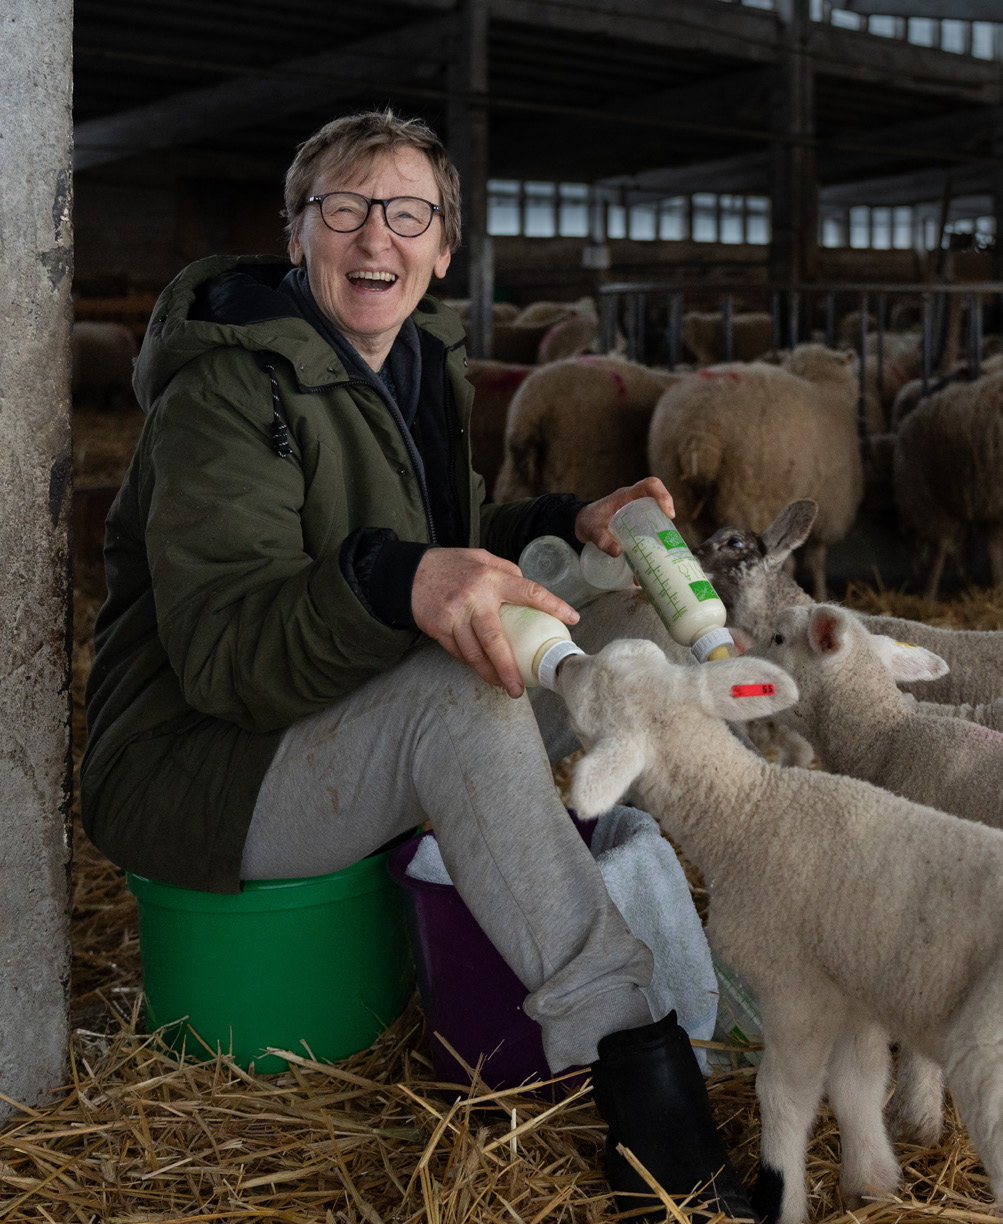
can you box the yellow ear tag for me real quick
[895,641,918,649]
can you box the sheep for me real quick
[694,500,1003,711]
[465,359,535,500]
[536,313,599,364]
[491,320,560,364]
[764,601,1003,1145]
[680,310,774,366]
[493,356,677,503]
[514,299,591,328]
[555,640,1003,1224]
[647,344,863,600]
[893,369,1003,600]
[441,298,519,326]
[765,602,1003,829]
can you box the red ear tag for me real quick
[731,683,775,697]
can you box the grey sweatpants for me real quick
[240,593,666,1070]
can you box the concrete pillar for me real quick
[0,0,73,1118]
[447,0,493,358]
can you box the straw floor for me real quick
[6,410,1000,1223]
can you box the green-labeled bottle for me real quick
[608,497,735,662]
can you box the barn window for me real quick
[658,197,688,241]
[524,182,556,237]
[558,183,589,237]
[487,180,520,236]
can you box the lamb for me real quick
[493,356,677,502]
[681,310,774,366]
[647,344,863,600]
[765,602,1003,829]
[694,499,1003,711]
[555,640,1003,1224]
[893,369,1003,599]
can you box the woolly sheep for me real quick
[556,641,1003,1224]
[465,358,535,500]
[647,344,863,600]
[441,298,519,326]
[893,369,1003,599]
[694,499,1003,711]
[765,602,1003,829]
[536,313,599,364]
[493,356,677,502]
[681,309,774,366]
[765,601,1003,1143]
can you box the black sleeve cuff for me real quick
[340,527,430,631]
[512,493,590,558]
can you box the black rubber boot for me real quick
[591,1010,759,1222]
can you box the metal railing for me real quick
[598,281,1003,412]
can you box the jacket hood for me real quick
[132,253,467,411]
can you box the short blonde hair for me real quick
[284,109,461,252]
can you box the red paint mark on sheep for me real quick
[575,355,627,396]
[966,723,1003,745]
[696,369,741,381]
[887,360,908,386]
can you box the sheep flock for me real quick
[455,294,1003,1221]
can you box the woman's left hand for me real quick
[574,477,676,555]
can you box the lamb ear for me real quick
[695,657,798,722]
[808,604,847,657]
[570,737,647,820]
[870,634,950,683]
[761,499,817,564]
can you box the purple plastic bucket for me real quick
[387,814,591,1092]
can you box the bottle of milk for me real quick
[608,498,735,663]
[497,603,584,691]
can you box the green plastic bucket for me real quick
[127,848,414,1072]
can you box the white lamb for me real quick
[555,641,1003,1224]
[647,344,863,600]
[765,602,1003,829]
[694,499,1003,715]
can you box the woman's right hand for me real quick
[411,547,579,697]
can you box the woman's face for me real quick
[289,146,451,370]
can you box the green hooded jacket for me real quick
[81,254,571,892]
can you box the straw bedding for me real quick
[4,411,999,1223]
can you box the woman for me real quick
[82,109,755,1221]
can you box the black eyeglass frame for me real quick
[305,192,443,238]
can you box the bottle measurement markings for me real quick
[624,525,686,620]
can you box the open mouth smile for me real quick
[347,270,398,292]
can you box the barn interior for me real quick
[4,2,1003,1221]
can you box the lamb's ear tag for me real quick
[731,683,775,697]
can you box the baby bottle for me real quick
[519,537,634,609]
[580,541,635,592]
[518,536,594,609]
[607,497,735,662]
[497,603,584,691]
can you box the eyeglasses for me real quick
[305,192,442,238]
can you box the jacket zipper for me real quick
[347,376,439,547]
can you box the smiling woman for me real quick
[78,107,748,1223]
[288,145,452,369]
